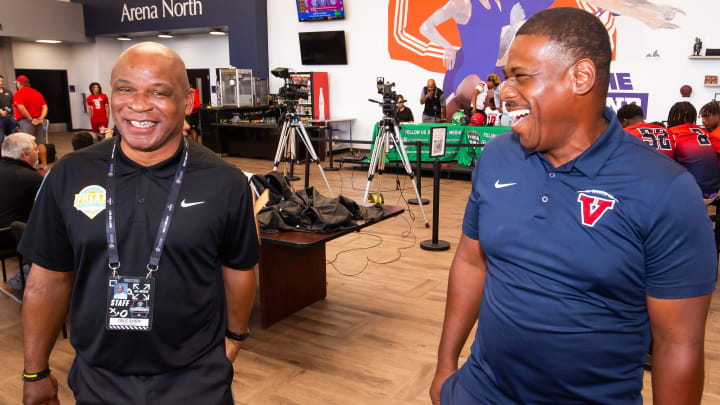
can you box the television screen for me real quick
[296,0,345,22]
[299,31,347,65]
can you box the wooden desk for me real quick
[258,205,404,328]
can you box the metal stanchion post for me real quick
[304,147,311,190]
[420,158,450,251]
[325,125,339,171]
[408,140,430,205]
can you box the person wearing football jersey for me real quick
[700,100,720,138]
[86,82,109,134]
[668,101,720,199]
[470,74,500,115]
[617,103,675,159]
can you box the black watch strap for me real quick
[23,368,51,382]
[226,328,250,341]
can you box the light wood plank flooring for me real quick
[0,133,718,404]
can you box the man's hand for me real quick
[429,366,456,404]
[23,374,59,405]
[224,337,244,364]
[31,118,42,125]
[0,109,6,117]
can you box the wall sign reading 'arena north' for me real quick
[121,0,203,22]
[74,0,268,76]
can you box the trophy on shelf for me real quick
[693,37,703,56]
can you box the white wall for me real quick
[268,0,435,143]
[612,1,720,122]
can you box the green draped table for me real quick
[369,123,510,166]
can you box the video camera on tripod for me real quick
[271,67,302,105]
[370,77,401,119]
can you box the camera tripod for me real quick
[272,109,334,198]
[363,115,429,227]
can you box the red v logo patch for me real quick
[577,193,616,227]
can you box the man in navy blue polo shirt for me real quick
[430,8,716,405]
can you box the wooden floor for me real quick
[1,133,719,404]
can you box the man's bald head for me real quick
[112,42,190,91]
[110,41,195,162]
[427,79,436,90]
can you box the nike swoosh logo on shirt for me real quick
[494,180,517,189]
[180,199,205,208]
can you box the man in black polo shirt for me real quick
[19,42,259,405]
[396,94,414,123]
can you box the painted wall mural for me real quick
[388,0,685,118]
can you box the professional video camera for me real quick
[371,77,400,118]
[271,67,302,103]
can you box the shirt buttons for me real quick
[541,195,549,203]
[548,173,556,178]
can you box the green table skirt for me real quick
[369,123,510,166]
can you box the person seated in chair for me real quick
[668,101,720,201]
[0,133,42,297]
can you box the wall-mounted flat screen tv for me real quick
[296,0,345,22]
[299,31,347,65]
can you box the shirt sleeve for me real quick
[86,96,92,106]
[13,90,23,107]
[644,171,717,298]
[462,165,482,240]
[219,171,260,270]
[18,167,75,271]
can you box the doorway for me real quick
[186,69,210,105]
[14,69,71,132]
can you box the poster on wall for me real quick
[388,0,688,120]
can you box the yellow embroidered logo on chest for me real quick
[73,185,107,219]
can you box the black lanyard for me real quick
[106,138,189,278]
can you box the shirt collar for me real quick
[522,107,621,179]
[115,136,185,178]
[1,156,36,171]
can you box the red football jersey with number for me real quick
[624,123,676,159]
[86,93,109,116]
[670,123,720,195]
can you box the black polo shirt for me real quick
[0,87,12,111]
[19,137,259,375]
[0,157,42,227]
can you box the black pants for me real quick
[68,344,234,405]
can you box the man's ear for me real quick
[184,89,194,116]
[572,59,596,96]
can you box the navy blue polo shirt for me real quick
[458,108,717,403]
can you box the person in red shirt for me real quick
[617,103,675,159]
[86,82,109,134]
[668,101,720,198]
[13,75,48,168]
[700,100,720,139]
[185,87,201,142]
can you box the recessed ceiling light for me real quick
[157,33,173,39]
[35,40,62,44]
[209,30,226,36]
[117,36,131,41]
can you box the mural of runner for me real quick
[388,0,685,117]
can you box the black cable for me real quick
[327,213,416,276]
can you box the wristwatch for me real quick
[225,328,250,341]
[23,367,51,382]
